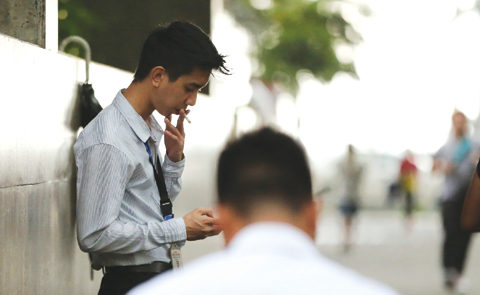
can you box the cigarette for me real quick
[185,114,191,124]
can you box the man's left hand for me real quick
[164,109,189,162]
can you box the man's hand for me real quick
[183,207,222,241]
[443,162,455,174]
[432,159,455,174]
[164,109,189,162]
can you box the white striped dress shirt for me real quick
[74,90,187,269]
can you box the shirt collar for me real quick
[113,90,163,143]
[227,222,318,259]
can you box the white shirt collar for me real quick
[227,222,318,259]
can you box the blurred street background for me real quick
[3,0,480,293]
[317,210,480,295]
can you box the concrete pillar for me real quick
[0,0,57,50]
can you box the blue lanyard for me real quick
[144,142,155,170]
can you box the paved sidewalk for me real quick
[317,210,480,295]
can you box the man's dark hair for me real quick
[217,127,313,217]
[134,21,229,82]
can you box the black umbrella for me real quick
[78,83,103,128]
[60,36,103,128]
[60,36,103,280]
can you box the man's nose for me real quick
[186,92,197,106]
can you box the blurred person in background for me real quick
[399,150,418,232]
[462,159,480,232]
[432,111,480,293]
[386,181,402,208]
[75,21,229,295]
[128,127,398,295]
[337,144,364,252]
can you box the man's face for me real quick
[154,67,211,117]
[452,113,467,137]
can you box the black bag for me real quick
[79,83,103,128]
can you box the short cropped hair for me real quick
[134,21,229,82]
[217,127,313,217]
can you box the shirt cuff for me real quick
[163,154,185,178]
[163,217,187,244]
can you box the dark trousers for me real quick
[405,191,414,216]
[441,200,472,275]
[98,272,158,295]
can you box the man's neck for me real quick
[122,82,155,122]
[219,202,318,246]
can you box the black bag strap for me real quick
[144,142,173,220]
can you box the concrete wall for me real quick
[0,0,57,50]
[0,33,133,294]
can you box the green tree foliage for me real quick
[58,0,104,58]
[224,0,369,93]
[58,0,211,75]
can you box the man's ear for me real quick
[150,66,167,87]
[216,204,245,246]
[301,199,322,240]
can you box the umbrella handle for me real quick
[59,36,91,83]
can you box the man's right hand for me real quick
[183,208,221,241]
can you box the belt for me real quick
[104,261,172,274]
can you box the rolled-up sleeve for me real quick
[76,144,187,254]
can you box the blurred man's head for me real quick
[133,21,229,83]
[347,144,356,160]
[404,150,414,162]
[216,127,319,244]
[452,111,468,139]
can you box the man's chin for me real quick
[156,109,171,118]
